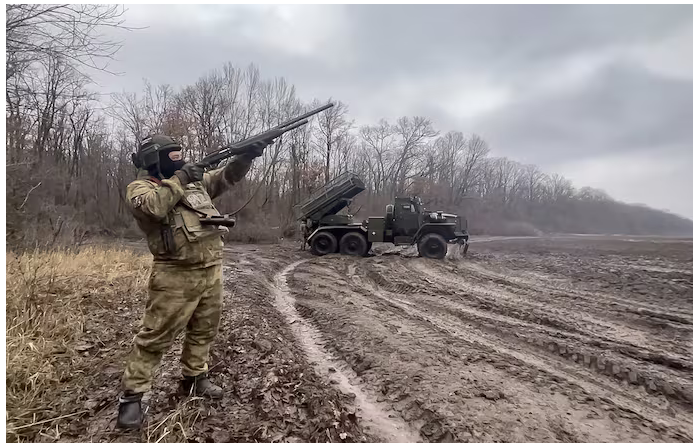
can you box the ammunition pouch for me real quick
[161,223,176,254]
[158,213,178,255]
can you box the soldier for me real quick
[117,135,270,430]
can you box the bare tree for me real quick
[240,64,261,139]
[452,134,489,204]
[219,63,244,143]
[141,80,175,135]
[6,4,127,80]
[522,164,545,203]
[360,120,396,195]
[391,116,437,196]
[110,91,145,144]
[546,173,575,202]
[313,100,352,184]
[181,72,227,160]
[577,186,612,202]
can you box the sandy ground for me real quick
[36,235,693,442]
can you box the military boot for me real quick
[179,373,223,399]
[116,391,145,430]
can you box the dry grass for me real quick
[5,246,150,442]
[144,396,207,443]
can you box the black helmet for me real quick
[131,134,182,170]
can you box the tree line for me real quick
[6,5,693,248]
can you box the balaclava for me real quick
[157,149,185,179]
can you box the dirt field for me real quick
[8,236,693,442]
[257,236,693,442]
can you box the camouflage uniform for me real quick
[122,157,252,394]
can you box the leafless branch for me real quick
[18,182,42,210]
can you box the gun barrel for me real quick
[214,119,308,158]
[277,103,334,130]
[282,119,309,132]
[198,103,333,168]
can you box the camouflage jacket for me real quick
[126,157,252,269]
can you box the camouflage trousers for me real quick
[122,263,223,393]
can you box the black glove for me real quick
[243,140,274,159]
[174,163,205,185]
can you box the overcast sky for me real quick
[94,4,693,220]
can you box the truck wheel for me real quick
[339,232,369,257]
[417,233,448,259]
[310,232,338,256]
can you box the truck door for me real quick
[394,201,419,237]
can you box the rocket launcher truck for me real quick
[295,172,469,259]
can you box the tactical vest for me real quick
[146,179,228,267]
[172,181,229,243]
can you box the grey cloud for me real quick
[342,5,693,79]
[105,5,693,95]
[471,61,693,165]
[97,10,347,95]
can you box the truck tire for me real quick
[339,232,369,257]
[417,233,448,259]
[310,231,338,256]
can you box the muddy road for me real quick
[63,236,692,443]
[229,236,693,442]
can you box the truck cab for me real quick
[392,197,424,238]
[369,196,468,257]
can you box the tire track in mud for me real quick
[409,260,693,367]
[349,261,693,440]
[405,260,693,409]
[401,282,693,407]
[271,260,421,443]
[295,262,604,442]
[491,250,693,313]
[445,258,693,328]
[460,260,693,320]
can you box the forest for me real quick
[7,5,693,249]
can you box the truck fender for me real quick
[412,223,457,243]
